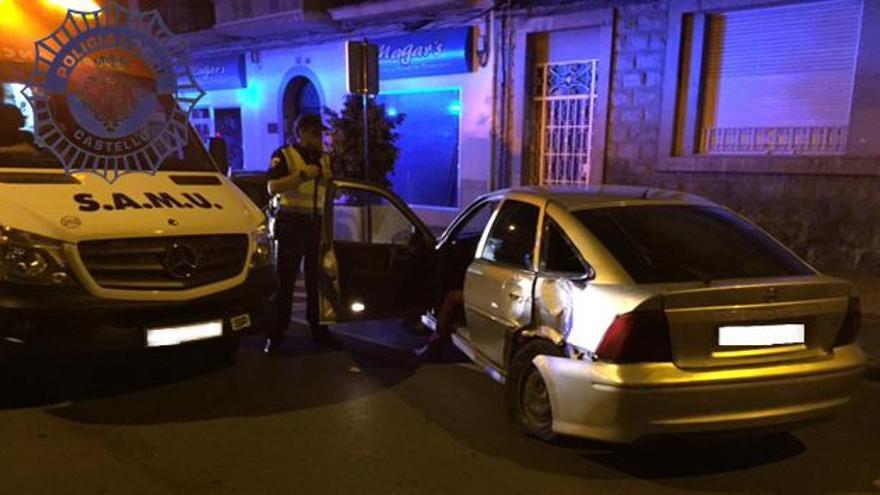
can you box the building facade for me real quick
[161,0,880,272]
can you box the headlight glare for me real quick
[0,226,72,286]
[250,223,273,269]
[8,247,49,277]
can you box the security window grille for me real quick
[532,60,598,186]
[699,0,862,156]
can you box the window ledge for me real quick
[656,155,880,176]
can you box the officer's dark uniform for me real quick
[264,117,338,353]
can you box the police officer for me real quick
[265,114,340,354]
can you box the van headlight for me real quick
[250,222,273,269]
[0,226,72,286]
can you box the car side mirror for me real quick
[554,265,595,284]
[209,136,230,176]
[571,265,596,283]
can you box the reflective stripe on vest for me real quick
[275,146,329,214]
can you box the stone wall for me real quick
[604,0,880,273]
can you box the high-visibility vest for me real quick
[274,146,331,214]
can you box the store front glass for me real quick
[377,88,461,208]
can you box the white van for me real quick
[0,5,276,363]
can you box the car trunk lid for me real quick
[660,276,852,369]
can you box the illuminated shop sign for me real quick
[188,54,247,90]
[378,27,474,80]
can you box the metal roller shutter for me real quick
[700,0,862,155]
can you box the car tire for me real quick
[504,338,563,442]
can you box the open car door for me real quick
[318,179,437,323]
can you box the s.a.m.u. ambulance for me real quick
[0,1,276,362]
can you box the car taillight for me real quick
[595,309,673,363]
[834,297,861,347]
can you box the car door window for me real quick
[480,200,539,270]
[540,218,588,275]
[324,183,432,321]
[333,187,416,245]
[451,200,499,242]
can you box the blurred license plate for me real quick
[718,324,805,347]
[147,320,223,347]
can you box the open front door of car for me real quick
[318,179,437,324]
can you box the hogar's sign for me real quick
[378,27,474,80]
[188,54,247,90]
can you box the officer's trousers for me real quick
[270,210,321,341]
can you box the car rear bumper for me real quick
[532,345,867,443]
[0,267,277,362]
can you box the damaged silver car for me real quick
[315,180,866,443]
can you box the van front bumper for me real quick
[0,267,277,361]
[533,345,867,443]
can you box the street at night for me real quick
[1,0,880,493]
[1,311,878,494]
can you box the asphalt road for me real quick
[1,321,879,495]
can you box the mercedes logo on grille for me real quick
[162,242,200,280]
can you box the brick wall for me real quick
[604,0,880,273]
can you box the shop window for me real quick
[376,88,460,208]
[214,108,244,171]
[674,0,862,157]
[191,107,214,145]
[190,107,244,171]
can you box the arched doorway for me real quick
[281,76,322,145]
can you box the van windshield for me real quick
[574,205,814,284]
[0,82,216,173]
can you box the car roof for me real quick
[492,184,714,210]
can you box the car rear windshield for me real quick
[0,82,216,172]
[573,205,814,284]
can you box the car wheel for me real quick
[504,339,563,441]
